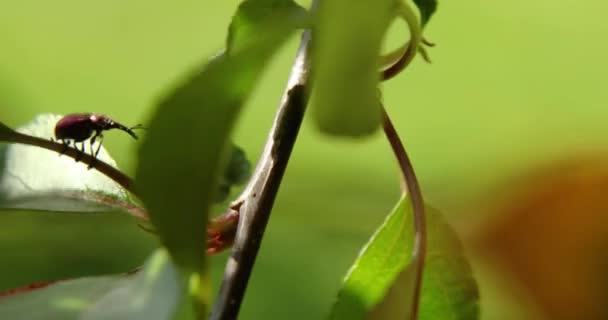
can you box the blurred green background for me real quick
[0,0,606,319]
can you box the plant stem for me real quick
[381,0,422,81]
[210,29,312,320]
[0,125,138,196]
[381,107,426,320]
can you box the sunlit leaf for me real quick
[0,114,130,213]
[311,0,393,137]
[227,0,308,53]
[330,197,413,319]
[0,249,182,320]
[418,206,479,320]
[329,196,479,320]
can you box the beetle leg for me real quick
[93,134,103,158]
[89,135,97,157]
[58,140,69,156]
[87,133,103,169]
[87,137,96,169]
[74,142,84,163]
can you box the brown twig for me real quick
[210,28,312,320]
[381,106,426,320]
[207,207,239,255]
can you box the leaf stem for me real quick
[210,29,313,320]
[381,0,423,81]
[0,123,138,196]
[381,107,426,320]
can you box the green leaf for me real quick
[311,0,394,137]
[224,145,249,186]
[0,114,130,213]
[413,0,438,27]
[418,207,479,320]
[329,196,479,320]
[135,17,298,274]
[0,249,183,320]
[216,144,250,202]
[329,197,413,319]
[227,0,309,53]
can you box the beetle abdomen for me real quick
[54,113,95,142]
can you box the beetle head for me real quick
[88,114,113,127]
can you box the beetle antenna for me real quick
[125,124,146,139]
[129,124,146,131]
[110,122,145,140]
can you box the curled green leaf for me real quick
[311,0,394,137]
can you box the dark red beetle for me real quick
[53,113,143,166]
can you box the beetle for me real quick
[53,113,144,167]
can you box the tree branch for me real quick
[210,29,312,320]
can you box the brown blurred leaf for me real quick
[475,155,608,320]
